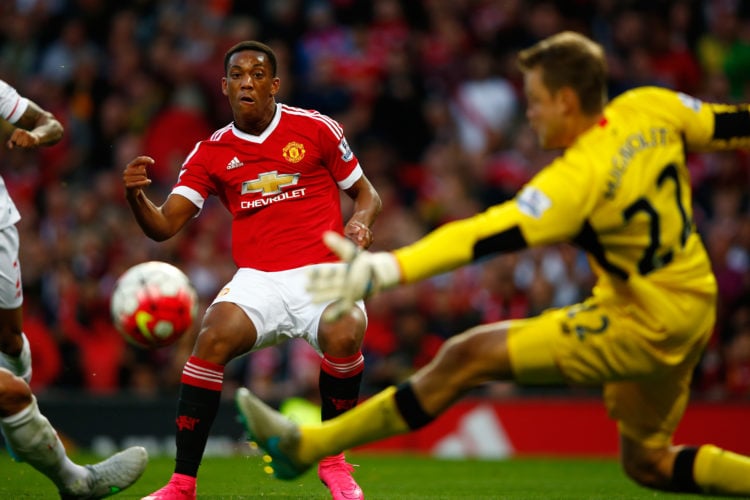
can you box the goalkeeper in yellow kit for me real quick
[236,31,750,496]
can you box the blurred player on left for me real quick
[0,78,63,383]
[1,368,149,498]
[0,79,148,497]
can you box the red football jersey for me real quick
[172,103,363,271]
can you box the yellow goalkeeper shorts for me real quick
[507,290,715,447]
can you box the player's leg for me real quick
[316,303,367,500]
[0,368,147,497]
[143,301,258,500]
[0,225,31,382]
[620,434,750,496]
[236,318,525,477]
[605,290,750,495]
[613,374,750,496]
[0,307,29,379]
[316,318,516,450]
[236,301,631,478]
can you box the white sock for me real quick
[0,396,87,489]
[0,333,32,382]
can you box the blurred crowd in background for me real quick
[2,0,750,403]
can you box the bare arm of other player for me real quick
[6,99,63,149]
[123,155,198,241]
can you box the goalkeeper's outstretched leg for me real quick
[236,324,512,479]
[237,312,750,497]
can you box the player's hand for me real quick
[6,129,41,149]
[123,156,154,192]
[344,220,373,249]
[308,231,401,322]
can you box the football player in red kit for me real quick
[123,40,381,500]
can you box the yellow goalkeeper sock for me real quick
[297,386,409,464]
[693,444,750,496]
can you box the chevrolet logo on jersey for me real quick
[242,171,300,196]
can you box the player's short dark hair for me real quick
[517,31,607,115]
[224,40,277,77]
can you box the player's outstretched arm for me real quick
[310,200,527,322]
[307,231,401,321]
[123,155,198,242]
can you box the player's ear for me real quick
[221,77,229,96]
[558,86,580,114]
[271,77,281,96]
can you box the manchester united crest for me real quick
[283,142,306,163]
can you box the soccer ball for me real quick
[110,261,198,349]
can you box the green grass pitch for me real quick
[0,451,728,499]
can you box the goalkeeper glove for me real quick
[308,231,401,321]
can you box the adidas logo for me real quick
[227,156,244,170]
[432,405,513,458]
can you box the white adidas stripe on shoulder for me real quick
[209,123,233,141]
[182,124,233,165]
[281,104,343,139]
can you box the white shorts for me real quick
[212,264,366,354]
[0,224,22,309]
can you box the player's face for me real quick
[222,50,280,128]
[523,66,567,149]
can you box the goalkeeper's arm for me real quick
[391,205,529,284]
[310,203,530,320]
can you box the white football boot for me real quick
[59,446,148,499]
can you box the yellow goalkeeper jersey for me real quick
[395,87,750,326]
